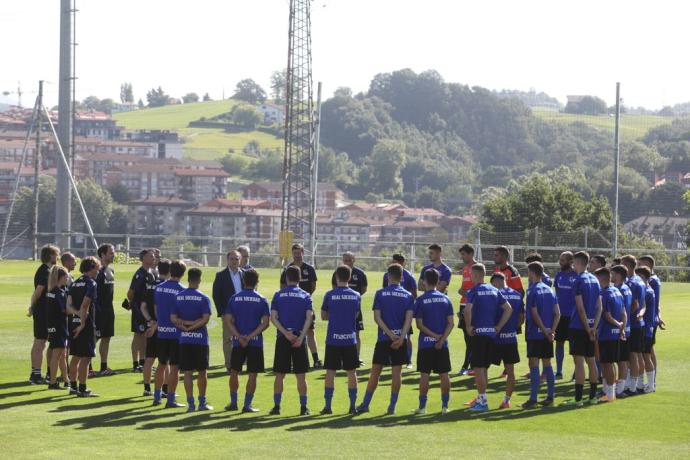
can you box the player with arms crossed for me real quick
[594,267,626,403]
[457,244,477,376]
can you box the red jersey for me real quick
[460,264,475,305]
[494,264,524,295]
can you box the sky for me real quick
[1,0,688,109]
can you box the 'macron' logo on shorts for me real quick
[475,327,495,333]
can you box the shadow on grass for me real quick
[0,392,73,411]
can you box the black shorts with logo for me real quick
[629,328,644,353]
[619,338,630,362]
[131,307,147,334]
[70,325,96,358]
[569,328,595,358]
[231,345,265,373]
[555,316,570,342]
[156,338,179,365]
[274,335,309,374]
[470,335,493,369]
[599,340,619,364]
[372,339,408,367]
[324,344,359,371]
[178,343,209,372]
[48,329,69,349]
[417,347,451,374]
[643,335,654,354]
[33,306,48,340]
[145,331,157,359]
[457,304,467,329]
[356,309,364,332]
[491,342,520,366]
[95,306,115,339]
[527,339,554,359]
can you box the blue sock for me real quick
[348,388,357,409]
[556,343,565,374]
[167,392,176,404]
[230,391,238,406]
[273,393,282,407]
[361,390,373,408]
[418,395,427,409]
[243,393,254,409]
[153,389,161,402]
[324,387,334,409]
[441,392,449,408]
[544,366,555,399]
[596,360,601,376]
[388,392,399,412]
[186,395,195,407]
[530,367,540,401]
[198,395,206,407]
[299,394,308,408]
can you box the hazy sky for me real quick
[2,0,688,109]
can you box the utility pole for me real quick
[612,82,621,257]
[309,81,323,265]
[33,81,43,260]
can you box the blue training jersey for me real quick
[155,280,185,339]
[554,270,578,318]
[227,289,270,347]
[526,282,558,340]
[414,290,454,349]
[599,286,625,341]
[649,274,661,322]
[271,286,313,338]
[643,286,656,338]
[627,275,646,329]
[372,284,414,342]
[419,263,452,291]
[174,288,212,346]
[321,287,360,346]
[614,283,632,337]
[467,284,507,337]
[570,272,600,330]
[383,269,418,296]
[494,287,524,344]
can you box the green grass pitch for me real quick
[1,260,689,459]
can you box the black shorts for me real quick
[273,335,309,374]
[356,309,364,332]
[372,339,409,367]
[156,337,179,365]
[95,306,115,338]
[652,326,658,345]
[178,343,209,372]
[48,331,69,349]
[555,316,570,342]
[527,339,554,359]
[324,344,359,371]
[491,342,520,366]
[619,338,630,362]
[33,307,48,340]
[470,335,493,369]
[599,340,619,364]
[70,326,95,358]
[231,345,265,373]
[629,328,644,353]
[417,347,451,374]
[643,335,654,354]
[145,332,157,359]
[131,308,146,333]
[569,328,595,358]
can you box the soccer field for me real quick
[1,260,689,459]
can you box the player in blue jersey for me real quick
[172,268,213,412]
[525,253,552,287]
[152,260,186,407]
[225,269,270,413]
[635,266,657,393]
[321,265,361,415]
[611,265,632,399]
[270,265,314,416]
[589,255,607,273]
[489,272,524,409]
[621,255,646,396]
[562,251,602,407]
[142,258,167,397]
[383,254,417,368]
[419,244,452,294]
[46,266,70,390]
[413,269,454,415]
[464,264,513,412]
[357,264,414,415]
[522,262,560,408]
[638,255,664,381]
[594,267,626,403]
[554,251,578,379]
[331,252,368,364]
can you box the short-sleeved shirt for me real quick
[383,269,418,295]
[460,264,475,304]
[331,266,368,295]
[46,286,68,336]
[494,287,524,344]
[570,272,600,330]
[494,264,523,295]
[280,262,317,293]
[649,274,661,318]
[419,263,452,292]
[173,288,212,345]
[615,283,633,337]
[129,267,153,310]
[321,287,360,346]
[95,265,115,312]
[372,284,415,342]
[69,274,98,328]
[227,289,270,347]
[526,282,558,340]
[626,275,646,329]
[271,286,313,338]
[599,286,625,341]
[643,286,656,338]
[155,280,185,339]
[33,264,50,310]
[467,284,507,337]
[414,290,453,349]
[555,270,578,318]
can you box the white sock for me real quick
[602,383,608,397]
[616,380,626,395]
[637,376,645,390]
[479,393,487,404]
[608,383,616,399]
[646,371,656,389]
[626,375,634,391]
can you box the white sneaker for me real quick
[441,407,449,415]
[644,385,655,394]
[414,407,426,415]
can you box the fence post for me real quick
[83,237,88,258]
[179,244,184,261]
[124,235,130,263]
[218,239,223,268]
[534,227,539,248]
[410,243,416,274]
[584,227,589,250]
[202,245,208,267]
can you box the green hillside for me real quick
[113,100,283,160]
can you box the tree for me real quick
[231,104,263,129]
[270,70,287,104]
[220,154,250,175]
[146,86,170,108]
[97,98,115,114]
[137,98,144,109]
[119,82,134,103]
[202,92,212,102]
[358,139,406,197]
[82,96,101,111]
[232,79,267,105]
[182,92,200,104]
[646,182,688,216]
[564,96,608,115]
[249,151,283,181]
[107,182,131,204]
